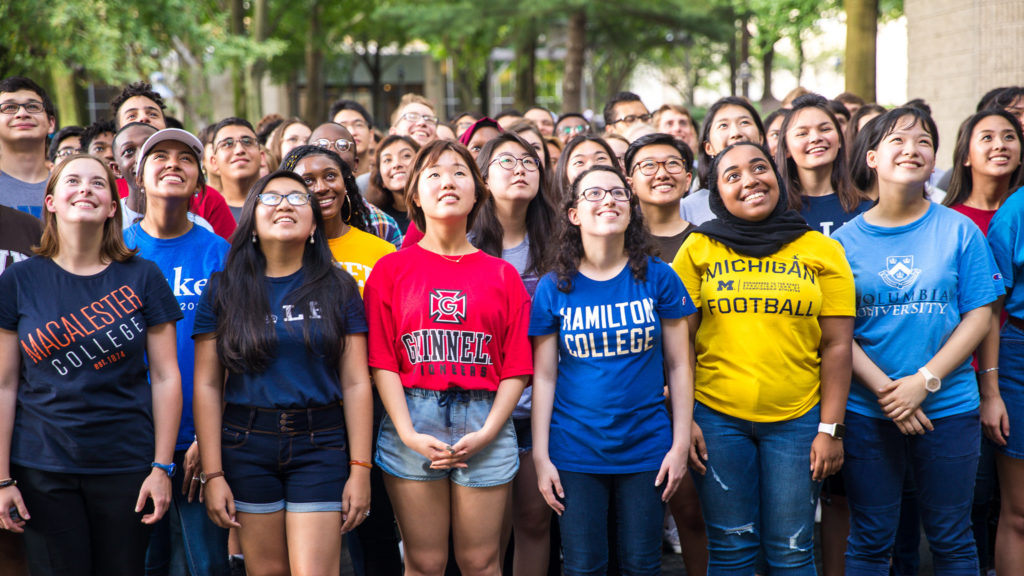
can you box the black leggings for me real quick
[13,465,152,576]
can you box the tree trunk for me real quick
[563,8,586,113]
[229,0,247,119]
[303,1,324,123]
[760,42,777,108]
[740,14,751,99]
[728,19,738,96]
[845,0,878,102]
[796,34,805,86]
[513,20,537,111]
[50,62,80,127]
[247,0,269,120]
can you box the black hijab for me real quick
[692,142,809,257]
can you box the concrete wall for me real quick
[906,0,1024,170]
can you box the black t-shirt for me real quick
[652,226,691,262]
[0,206,42,276]
[0,256,182,473]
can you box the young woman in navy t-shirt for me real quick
[192,170,373,573]
[0,154,183,574]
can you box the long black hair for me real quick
[471,132,556,276]
[213,170,359,374]
[281,145,371,233]
[943,109,1024,208]
[775,93,861,212]
[850,107,939,195]
[553,134,620,202]
[553,165,653,293]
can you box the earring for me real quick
[342,195,353,223]
[251,232,257,244]
[309,231,315,244]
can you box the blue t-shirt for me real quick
[124,223,229,450]
[987,187,1024,319]
[528,257,695,474]
[193,269,368,408]
[833,203,1003,419]
[0,256,182,473]
[799,194,873,238]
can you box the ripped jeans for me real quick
[692,402,821,576]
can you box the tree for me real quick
[844,0,878,101]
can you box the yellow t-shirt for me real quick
[672,231,854,422]
[328,227,396,295]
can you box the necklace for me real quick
[438,253,465,263]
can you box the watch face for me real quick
[925,377,941,392]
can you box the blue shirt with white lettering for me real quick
[528,257,695,474]
[124,223,228,450]
[833,203,1003,419]
[799,194,873,238]
[193,269,368,408]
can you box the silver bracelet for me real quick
[977,367,999,375]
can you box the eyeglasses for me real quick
[610,113,652,126]
[579,187,631,202]
[559,125,588,136]
[490,154,540,173]
[216,136,258,152]
[313,138,354,152]
[0,101,45,115]
[401,112,439,127]
[258,192,312,206]
[55,147,81,159]
[631,158,687,176]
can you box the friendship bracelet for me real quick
[349,460,373,470]
[977,367,999,375]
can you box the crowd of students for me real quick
[1,72,1024,576]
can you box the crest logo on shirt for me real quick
[879,255,921,289]
[430,289,466,324]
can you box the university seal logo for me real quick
[879,255,920,289]
[429,289,466,324]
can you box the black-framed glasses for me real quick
[489,154,540,173]
[314,138,354,152]
[559,124,588,136]
[610,113,652,126]
[631,158,687,176]
[401,112,439,126]
[258,192,312,206]
[216,136,258,152]
[579,187,631,202]
[0,101,45,115]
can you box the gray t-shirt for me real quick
[0,171,47,218]
[502,238,537,419]
[679,188,715,226]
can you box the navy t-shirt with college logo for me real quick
[0,256,182,474]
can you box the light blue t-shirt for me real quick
[833,203,1003,420]
[679,188,715,226]
[529,257,695,474]
[124,223,229,450]
[987,187,1024,319]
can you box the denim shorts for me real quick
[375,388,518,487]
[221,404,349,514]
[513,417,533,453]
[998,321,1024,459]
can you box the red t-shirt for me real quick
[364,245,533,391]
[116,179,237,241]
[400,221,424,250]
[950,203,997,236]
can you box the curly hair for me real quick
[280,145,371,233]
[553,165,654,293]
[110,81,166,126]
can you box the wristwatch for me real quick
[200,471,225,485]
[818,422,846,439]
[919,366,941,393]
[151,462,176,478]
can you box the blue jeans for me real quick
[557,469,664,576]
[843,409,980,576]
[691,402,821,576]
[146,449,230,576]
